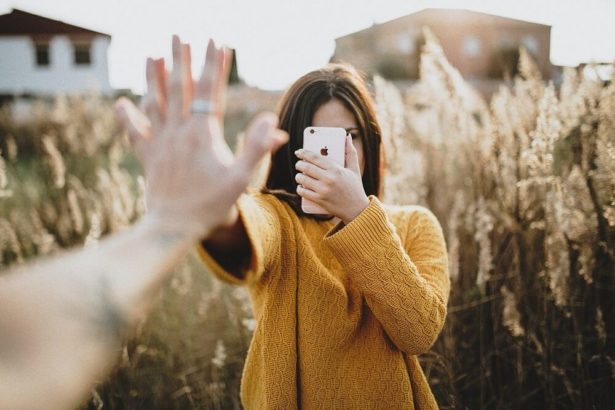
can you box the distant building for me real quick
[333,8,559,82]
[0,9,112,97]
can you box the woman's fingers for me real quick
[295,172,325,193]
[344,134,361,174]
[296,185,320,202]
[294,149,335,170]
[295,160,328,181]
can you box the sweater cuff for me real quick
[323,196,395,266]
[196,194,264,285]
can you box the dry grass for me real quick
[0,34,613,409]
[376,35,615,408]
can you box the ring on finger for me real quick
[191,99,215,115]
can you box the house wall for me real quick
[0,35,112,95]
[334,11,555,80]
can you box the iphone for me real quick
[301,126,347,214]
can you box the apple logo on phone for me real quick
[320,146,329,156]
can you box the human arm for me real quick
[0,36,285,410]
[201,213,252,277]
[124,40,279,280]
[0,215,193,410]
[323,200,450,355]
[197,193,285,285]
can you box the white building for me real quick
[0,9,112,96]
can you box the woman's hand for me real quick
[115,36,287,240]
[294,134,369,224]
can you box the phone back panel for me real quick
[301,127,346,215]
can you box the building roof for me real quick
[0,8,111,38]
[337,8,550,40]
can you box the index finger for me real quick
[294,149,336,170]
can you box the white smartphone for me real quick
[301,126,346,214]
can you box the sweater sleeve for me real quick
[323,196,450,355]
[196,193,282,286]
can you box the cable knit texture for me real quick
[197,193,450,409]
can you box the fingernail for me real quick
[294,149,302,156]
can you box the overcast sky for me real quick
[1,0,614,91]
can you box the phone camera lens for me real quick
[310,129,315,134]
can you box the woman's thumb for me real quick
[345,134,360,173]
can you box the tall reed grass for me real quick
[375,33,614,408]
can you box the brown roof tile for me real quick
[0,8,111,38]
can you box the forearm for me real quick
[0,214,193,410]
[202,206,252,276]
[324,198,450,354]
[358,261,448,355]
[196,194,284,285]
[346,244,447,354]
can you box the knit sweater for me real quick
[197,193,450,409]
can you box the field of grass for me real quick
[0,35,613,409]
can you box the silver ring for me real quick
[190,99,215,115]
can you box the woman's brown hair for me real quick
[264,63,383,217]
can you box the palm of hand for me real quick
[116,36,285,238]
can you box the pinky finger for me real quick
[296,185,320,202]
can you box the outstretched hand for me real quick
[115,36,287,239]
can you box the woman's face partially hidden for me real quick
[311,98,365,175]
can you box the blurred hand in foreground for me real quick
[116,36,287,240]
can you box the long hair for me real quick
[264,63,383,217]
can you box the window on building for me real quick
[396,34,415,54]
[463,35,481,57]
[35,43,50,66]
[74,43,92,65]
[522,35,539,55]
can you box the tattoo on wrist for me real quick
[98,277,131,341]
[72,276,131,344]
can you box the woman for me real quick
[199,62,451,409]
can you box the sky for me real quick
[1,0,614,92]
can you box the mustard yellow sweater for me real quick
[197,193,450,409]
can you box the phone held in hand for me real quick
[301,126,346,215]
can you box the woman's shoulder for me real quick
[382,202,438,222]
[382,202,444,240]
[245,190,298,223]
[250,190,291,211]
